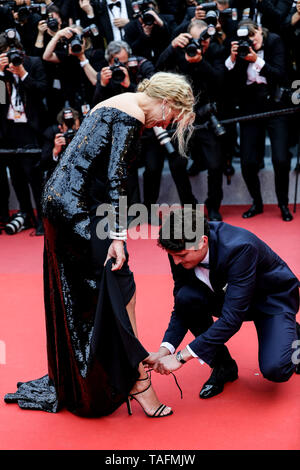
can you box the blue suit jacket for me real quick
[163,222,299,366]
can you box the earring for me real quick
[161,103,166,121]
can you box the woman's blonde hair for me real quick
[137,72,195,157]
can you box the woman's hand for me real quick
[104,240,126,271]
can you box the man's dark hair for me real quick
[158,208,210,252]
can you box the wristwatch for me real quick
[176,350,186,364]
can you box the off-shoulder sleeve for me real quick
[107,116,141,239]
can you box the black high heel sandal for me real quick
[126,369,182,418]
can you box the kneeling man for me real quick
[145,209,300,398]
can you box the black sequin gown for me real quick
[4,107,149,417]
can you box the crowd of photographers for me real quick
[0,0,300,235]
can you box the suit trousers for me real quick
[190,127,224,211]
[175,284,297,381]
[142,134,197,209]
[1,121,43,221]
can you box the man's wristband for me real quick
[176,350,186,364]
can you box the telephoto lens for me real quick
[153,127,175,154]
[4,212,26,235]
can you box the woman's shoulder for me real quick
[92,94,145,125]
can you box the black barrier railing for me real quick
[1,106,299,210]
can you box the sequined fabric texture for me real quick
[4,107,148,417]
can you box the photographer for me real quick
[9,1,43,56]
[124,1,173,63]
[282,0,300,78]
[90,40,154,103]
[0,31,47,235]
[157,19,226,221]
[41,105,81,179]
[43,24,104,114]
[225,20,293,221]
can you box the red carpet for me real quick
[0,205,299,450]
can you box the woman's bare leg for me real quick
[126,292,172,416]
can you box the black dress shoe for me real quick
[199,359,238,399]
[242,204,263,219]
[207,208,222,221]
[279,205,293,222]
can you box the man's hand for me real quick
[104,239,126,271]
[113,18,130,28]
[7,63,27,79]
[171,33,192,49]
[244,47,258,63]
[55,27,76,41]
[0,53,9,73]
[193,5,206,20]
[297,0,300,14]
[143,347,171,367]
[152,355,183,375]
[100,66,112,86]
[120,66,130,88]
[185,48,202,63]
[79,0,94,17]
[230,40,239,63]
[53,132,66,157]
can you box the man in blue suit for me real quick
[144,208,300,398]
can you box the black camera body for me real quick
[45,12,59,32]
[63,24,99,54]
[16,3,47,23]
[236,26,253,58]
[109,57,126,83]
[185,28,212,58]
[62,105,77,147]
[132,0,155,26]
[197,102,226,137]
[6,48,24,66]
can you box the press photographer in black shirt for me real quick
[225,19,293,222]
[157,19,226,221]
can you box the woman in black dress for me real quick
[5,72,195,417]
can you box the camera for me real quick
[109,57,126,83]
[6,48,24,66]
[16,3,47,23]
[62,24,99,54]
[153,127,175,155]
[236,26,253,58]
[4,212,27,235]
[45,12,59,32]
[197,103,226,137]
[62,104,76,146]
[185,28,213,58]
[132,0,155,26]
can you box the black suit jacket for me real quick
[91,0,134,43]
[162,222,299,366]
[225,31,288,108]
[0,56,47,139]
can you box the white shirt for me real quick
[225,50,267,86]
[160,250,214,364]
[107,0,129,40]
[0,70,28,122]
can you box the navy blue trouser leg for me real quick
[174,284,232,365]
[254,312,297,382]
